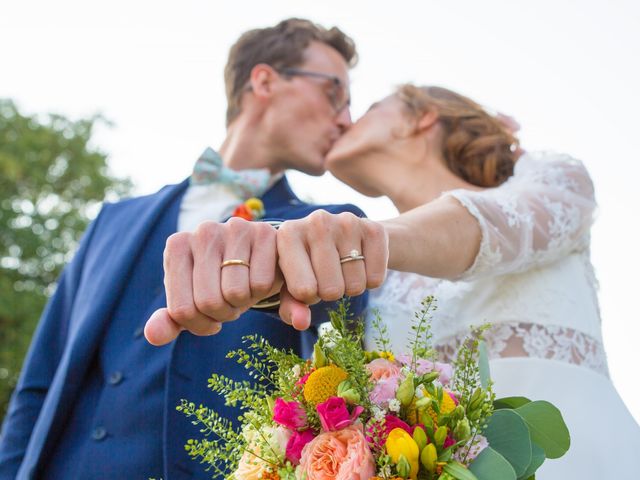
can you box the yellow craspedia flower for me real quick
[303,365,348,405]
[423,389,457,426]
[385,428,419,480]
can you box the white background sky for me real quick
[2,1,639,421]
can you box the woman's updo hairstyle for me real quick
[397,84,520,187]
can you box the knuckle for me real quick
[364,219,386,242]
[168,303,198,323]
[223,284,251,305]
[367,272,386,289]
[195,296,226,316]
[225,217,252,242]
[251,277,274,297]
[337,211,358,230]
[193,221,223,247]
[308,209,331,230]
[165,232,191,255]
[318,284,344,301]
[289,283,319,303]
[255,221,276,237]
[276,221,300,247]
[191,321,220,336]
[345,281,366,296]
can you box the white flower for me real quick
[372,406,386,422]
[388,399,401,413]
[264,425,292,458]
[292,364,301,378]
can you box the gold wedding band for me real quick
[221,259,250,269]
[339,249,365,264]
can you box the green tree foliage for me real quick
[0,99,132,419]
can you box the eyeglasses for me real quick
[279,68,350,114]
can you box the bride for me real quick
[321,84,640,477]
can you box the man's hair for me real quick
[224,18,357,126]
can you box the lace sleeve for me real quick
[445,152,596,280]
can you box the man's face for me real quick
[264,41,352,176]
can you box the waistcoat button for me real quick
[108,371,124,385]
[91,426,107,441]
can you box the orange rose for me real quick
[296,424,376,480]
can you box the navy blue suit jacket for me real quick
[0,176,367,479]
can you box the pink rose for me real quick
[273,398,307,430]
[286,429,316,465]
[366,358,401,381]
[316,396,364,432]
[369,377,400,407]
[384,415,412,435]
[297,424,376,480]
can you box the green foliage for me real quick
[451,326,495,438]
[482,410,532,477]
[468,446,517,480]
[0,99,132,418]
[370,308,392,354]
[407,296,438,372]
[176,401,245,477]
[319,301,373,410]
[180,334,309,478]
[514,401,570,459]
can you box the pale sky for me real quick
[2,0,639,420]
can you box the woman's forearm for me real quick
[381,196,482,279]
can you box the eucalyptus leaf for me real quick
[483,409,532,476]
[494,396,531,410]
[469,447,517,480]
[518,443,545,479]
[515,401,570,459]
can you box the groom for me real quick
[0,19,368,480]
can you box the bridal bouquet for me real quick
[179,298,569,480]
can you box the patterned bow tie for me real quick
[190,147,273,200]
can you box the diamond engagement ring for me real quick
[339,249,365,264]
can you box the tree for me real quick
[0,99,132,420]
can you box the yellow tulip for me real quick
[385,428,419,480]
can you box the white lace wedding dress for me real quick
[364,151,640,478]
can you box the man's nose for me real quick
[335,107,352,133]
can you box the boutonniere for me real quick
[232,197,265,221]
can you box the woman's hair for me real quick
[397,84,520,187]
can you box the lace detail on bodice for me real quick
[365,152,608,377]
[437,322,609,377]
[447,151,596,281]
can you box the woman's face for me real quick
[326,94,414,196]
